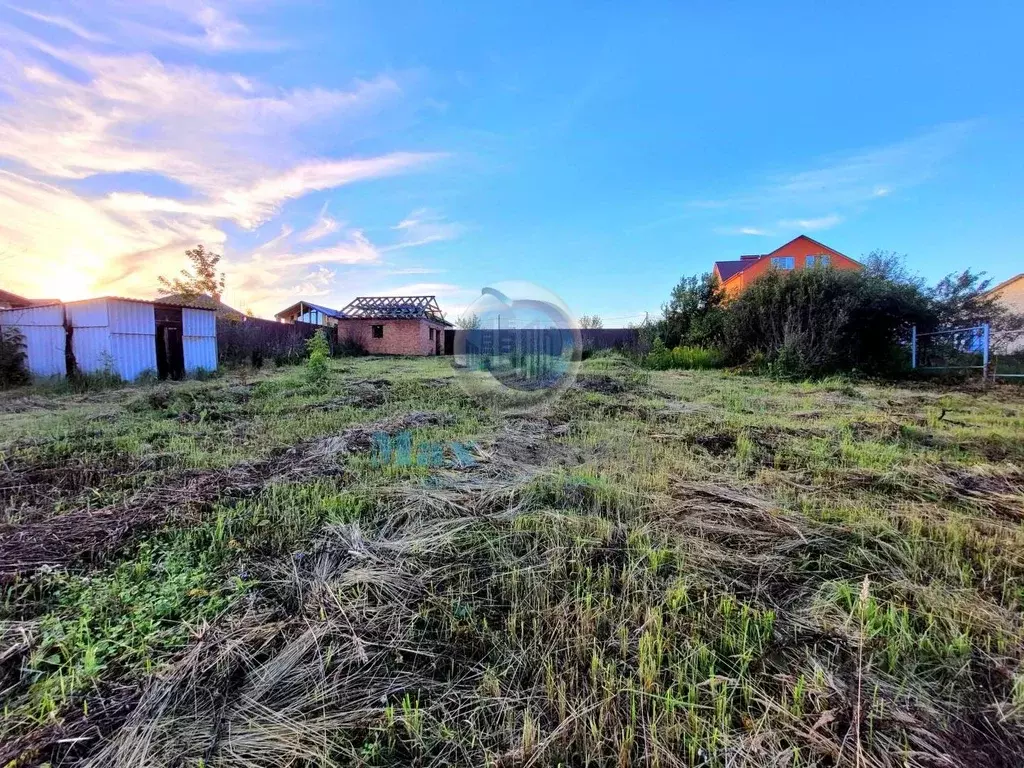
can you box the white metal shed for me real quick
[2,296,219,382]
[65,298,159,381]
[0,303,66,377]
[182,306,218,373]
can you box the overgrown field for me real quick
[1,356,1022,767]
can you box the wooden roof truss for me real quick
[339,295,445,322]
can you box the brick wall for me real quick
[337,318,446,355]
[721,237,863,299]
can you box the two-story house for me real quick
[713,235,863,299]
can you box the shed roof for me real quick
[61,295,216,311]
[0,288,60,308]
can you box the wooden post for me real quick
[911,325,917,369]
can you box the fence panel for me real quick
[216,318,334,365]
[990,327,1024,379]
[911,325,988,374]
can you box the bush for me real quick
[305,330,331,388]
[720,266,933,378]
[0,327,30,388]
[644,339,723,370]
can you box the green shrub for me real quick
[721,266,932,377]
[305,329,331,388]
[644,339,723,370]
[0,326,30,388]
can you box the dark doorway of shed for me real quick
[155,305,185,380]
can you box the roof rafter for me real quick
[339,295,446,323]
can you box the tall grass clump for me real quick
[644,339,722,370]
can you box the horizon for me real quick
[0,2,1021,323]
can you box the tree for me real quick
[455,313,481,330]
[661,272,726,348]
[158,245,226,300]
[928,269,1013,329]
[578,314,604,329]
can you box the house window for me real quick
[372,324,384,339]
[806,254,831,268]
[429,327,434,340]
[770,256,795,270]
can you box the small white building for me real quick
[0,296,218,381]
[0,303,66,377]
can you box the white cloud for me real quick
[0,41,406,203]
[274,231,380,268]
[0,170,224,301]
[299,202,341,243]
[102,152,441,228]
[0,4,452,316]
[776,214,843,232]
[8,6,111,43]
[693,122,975,234]
[383,267,448,276]
[153,2,276,51]
[387,208,463,250]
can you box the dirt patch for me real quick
[937,467,1024,520]
[692,432,737,456]
[572,374,629,395]
[313,378,391,411]
[298,410,451,461]
[0,455,142,527]
[0,411,450,579]
[490,413,575,469]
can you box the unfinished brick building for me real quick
[276,295,451,355]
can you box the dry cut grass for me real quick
[1,356,1023,767]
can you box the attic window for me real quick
[770,256,795,270]
[372,324,384,338]
[806,254,831,268]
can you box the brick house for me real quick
[275,295,451,355]
[713,235,863,299]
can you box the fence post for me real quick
[982,323,990,381]
[911,325,917,369]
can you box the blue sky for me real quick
[0,1,1021,321]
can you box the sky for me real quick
[0,1,1021,323]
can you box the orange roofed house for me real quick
[713,235,863,299]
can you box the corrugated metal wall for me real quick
[66,298,157,380]
[107,300,157,380]
[66,298,112,376]
[65,298,109,328]
[3,298,216,381]
[182,308,218,372]
[0,304,67,377]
